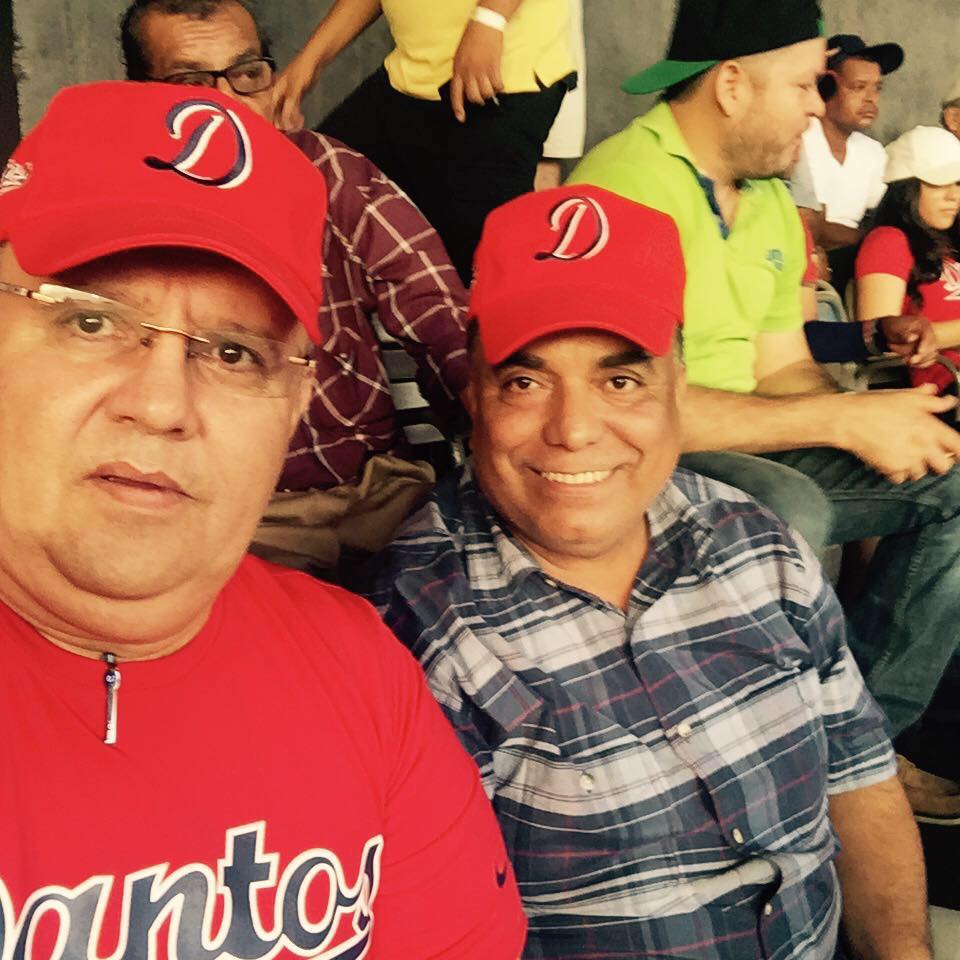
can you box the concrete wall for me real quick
[7,0,960,152]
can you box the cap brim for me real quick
[476,281,679,365]
[621,58,717,96]
[918,162,960,187]
[7,201,321,342]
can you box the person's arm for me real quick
[930,318,960,349]
[272,0,383,131]
[803,207,864,251]
[829,778,930,960]
[680,327,960,482]
[804,315,939,366]
[857,271,909,323]
[857,273,945,366]
[449,0,526,121]
[754,328,842,395]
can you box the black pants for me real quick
[320,67,569,284]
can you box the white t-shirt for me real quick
[790,118,887,228]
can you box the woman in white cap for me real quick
[856,125,960,394]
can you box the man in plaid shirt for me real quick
[364,185,929,959]
[122,0,469,571]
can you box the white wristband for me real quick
[471,6,507,31]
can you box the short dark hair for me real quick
[662,70,709,104]
[120,0,270,81]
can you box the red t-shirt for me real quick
[0,556,526,959]
[856,226,960,389]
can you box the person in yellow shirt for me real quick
[272,0,576,283]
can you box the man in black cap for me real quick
[792,34,905,283]
[571,0,960,828]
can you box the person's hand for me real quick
[450,19,505,122]
[271,49,323,132]
[878,315,939,368]
[839,384,960,483]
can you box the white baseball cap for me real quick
[884,126,960,186]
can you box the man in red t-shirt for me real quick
[0,81,525,959]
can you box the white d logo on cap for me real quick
[535,196,610,262]
[144,99,253,190]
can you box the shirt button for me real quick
[338,352,349,360]
[731,828,745,844]
[763,903,774,917]
[676,721,693,738]
[579,773,595,794]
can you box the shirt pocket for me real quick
[671,662,831,860]
[488,702,691,919]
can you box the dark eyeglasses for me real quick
[151,57,276,95]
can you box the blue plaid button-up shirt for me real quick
[364,466,897,959]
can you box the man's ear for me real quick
[287,364,313,435]
[817,71,838,102]
[461,381,478,421]
[713,60,753,119]
[674,362,687,406]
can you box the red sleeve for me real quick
[358,599,527,959]
[855,226,914,281]
[801,218,818,285]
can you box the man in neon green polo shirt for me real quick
[571,0,960,818]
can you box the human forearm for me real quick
[272,0,383,130]
[816,219,862,251]
[681,385,846,454]
[933,319,960,349]
[299,0,383,72]
[830,779,930,960]
[681,382,960,481]
[475,0,524,17]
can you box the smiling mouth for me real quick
[537,469,613,486]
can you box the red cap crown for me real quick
[470,185,685,364]
[0,82,326,341]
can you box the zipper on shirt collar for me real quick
[102,652,121,745]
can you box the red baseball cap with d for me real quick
[470,185,685,364]
[0,82,326,342]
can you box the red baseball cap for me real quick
[0,82,326,342]
[470,185,684,364]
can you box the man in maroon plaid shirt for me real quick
[121,0,470,572]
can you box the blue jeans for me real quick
[679,449,960,736]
